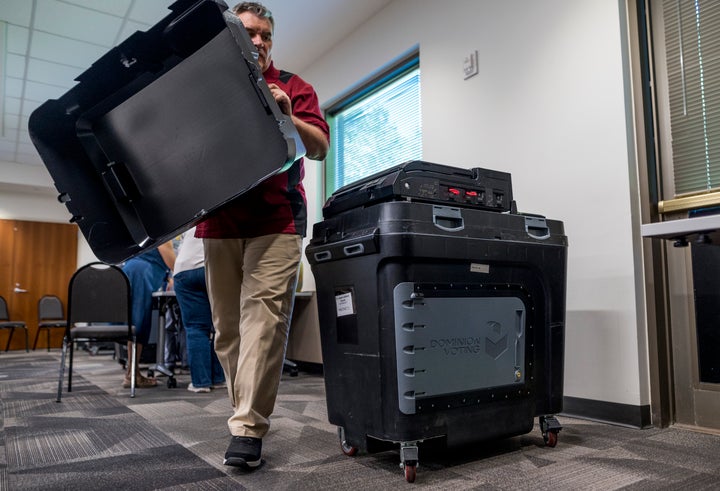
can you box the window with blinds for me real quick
[325,54,421,197]
[662,0,720,197]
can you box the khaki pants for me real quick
[203,234,301,438]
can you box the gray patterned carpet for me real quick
[1,349,720,490]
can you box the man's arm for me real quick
[291,115,329,161]
[157,241,176,270]
[268,83,329,161]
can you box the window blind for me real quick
[326,62,421,195]
[663,0,720,195]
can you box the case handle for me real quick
[525,215,550,240]
[313,250,332,262]
[432,205,464,232]
[343,243,365,256]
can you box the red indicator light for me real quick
[465,190,478,197]
[448,188,460,195]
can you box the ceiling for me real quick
[0,0,392,182]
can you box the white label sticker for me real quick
[470,263,490,274]
[335,292,355,317]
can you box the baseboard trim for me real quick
[561,396,652,428]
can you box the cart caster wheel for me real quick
[338,427,358,456]
[404,463,417,483]
[167,377,177,389]
[147,369,154,378]
[539,415,562,448]
[544,430,558,447]
[340,440,358,456]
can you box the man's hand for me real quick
[268,83,292,115]
[267,83,328,161]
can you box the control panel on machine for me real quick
[323,160,513,218]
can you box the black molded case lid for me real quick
[28,0,305,263]
[322,160,513,218]
[307,200,567,268]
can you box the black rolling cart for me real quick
[306,161,567,482]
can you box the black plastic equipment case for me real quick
[306,195,567,482]
[322,160,514,218]
[28,0,304,264]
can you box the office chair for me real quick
[33,295,67,351]
[0,295,29,352]
[57,262,137,402]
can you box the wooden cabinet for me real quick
[0,219,78,351]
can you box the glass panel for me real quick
[328,65,421,195]
[662,0,720,196]
[690,243,720,383]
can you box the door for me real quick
[0,219,78,350]
[631,0,720,430]
[661,243,720,429]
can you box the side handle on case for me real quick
[524,215,550,240]
[343,243,365,257]
[314,250,332,262]
[432,205,464,232]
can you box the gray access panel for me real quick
[394,282,526,415]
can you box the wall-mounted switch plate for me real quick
[463,50,479,80]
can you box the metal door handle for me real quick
[14,284,27,293]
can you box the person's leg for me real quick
[208,234,300,468]
[229,233,301,438]
[123,267,158,387]
[203,238,244,406]
[123,342,157,387]
[174,268,214,390]
[210,335,226,387]
[122,255,171,388]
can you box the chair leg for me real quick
[46,328,51,352]
[33,327,42,351]
[5,327,13,351]
[23,327,28,352]
[68,340,74,392]
[57,337,68,402]
[130,337,137,398]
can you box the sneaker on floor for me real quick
[211,382,227,389]
[122,374,157,388]
[223,436,262,468]
[187,383,211,393]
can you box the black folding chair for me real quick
[33,295,66,351]
[0,295,28,352]
[57,262,136,401]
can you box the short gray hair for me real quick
[232,2,274,30]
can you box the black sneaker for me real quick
[223,436,262,468]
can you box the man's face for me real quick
[238,11,273,72]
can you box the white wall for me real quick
[0,162,98,267]
[302,0,648,408]
[0,189,66,222]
